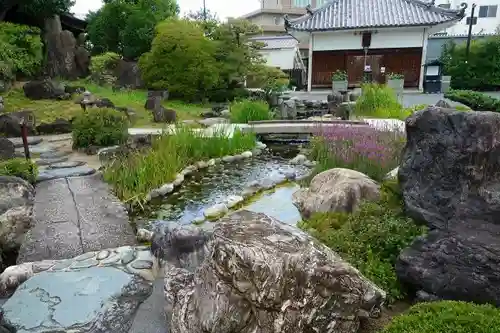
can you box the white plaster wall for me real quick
[439,0,500,34]
[259,49,296,69]
[313,29,425,51]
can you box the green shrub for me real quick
[104,125,256,204]
[332,70,347,81]
[299,183,425,302]
[230,99,272,123]
[0,158,38,183]
[0,22,43,78]
[72,108,129,148]
[90,52,121,75]
[246,64,290,93]
[444,89,500,111]
[381,301,500,333]
[139,18,219,102]
[355,83,410,120]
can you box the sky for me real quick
[71,0,261,20]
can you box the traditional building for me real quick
[284,0,467,90]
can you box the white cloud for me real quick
[71,0,261,20]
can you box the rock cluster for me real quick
[397,106,500,305]
[153,210,385,333]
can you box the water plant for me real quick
[103,125,256,205]
[310,124,405,181]
[355,83,410,120]
[230,99,273,123]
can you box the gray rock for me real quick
[18,144,55,155]
[7,136,43,148]
[197,117,228,127]
[37,166,96,182]
[36,156,69,166]
[292,168,380,219]
[434,99,452,108]
[0,110,36,137]
[48,161,85,169]
[0,137,15,160]
[1,266,152,333]
[162,210,385,333]
[397,107,500,306]
[39,150,69,160]
[0,176,35,253]
[290,154,307,165]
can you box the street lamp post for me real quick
[465,3,476,62]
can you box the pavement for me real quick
[17,173,137,263]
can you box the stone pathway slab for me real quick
[7,137,42,148]
[37,166,96,182]
[17,173,136,263]
[48,161,85,169]
[35,156,69,166]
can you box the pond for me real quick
[134,143,310,231]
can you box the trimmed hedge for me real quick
[381,301,500,333]
[444,89,500,112]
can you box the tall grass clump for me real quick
[355,83,410,120]
[230,99,272,123]
[310,124,405,181]
[103,125,256,205]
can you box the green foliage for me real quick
[86,0,179,60]
[184,7,220,37]
[72,108,129,148]
[298,183,426,303]
[139,18,219,101]
[387,73,404,80]
[0,158,38,184]
[444,89,500,111]
[15,0,74,20]
[230,99,272,123]
[0,22,43,78]
[441,36,500,90]
[89,52,121,75]
[332,70,348,81]
[103,125,256,204]
[355,83,410,120]
[246,64,290,93]
[381,301,500,333]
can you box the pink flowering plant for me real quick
[310,124,405,181]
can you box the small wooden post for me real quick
[20,119,30,160]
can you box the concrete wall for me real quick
[259,48,297,69]
[312,28,425,51]
[437,0,500,35]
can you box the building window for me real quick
[292,0,311,7]
[478,5,498,17]
[438,3,450,8]
[466,16,478,25]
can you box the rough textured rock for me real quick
[0,246,155,332]
[0,176,35,253]
[153,106,176,123]
[35,118,72,134]
[0,110,36,137]
[0,96,4,112]
[292,168,380,218]
[0,138,15,160]
[434,99,452,108]
[397,107,500,305]
[23,80,67,100]
[157,210,385,333]
[115,60,144,89]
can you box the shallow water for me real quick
[137,144,308,230]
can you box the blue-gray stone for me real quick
[18,145,56,155]
[131,260,153,270]
[39,151,69,159]
[36,156,69,166]
[1,267,153,333]
[48,161,85,169]
[71,258,99,269]
[51,260,73,270]
[97,250,110,260]
[8,137,43,148]
[37,166,96,182]
[121,249,136,265]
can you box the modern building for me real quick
[285,0,466,91]
[436,0,500,35]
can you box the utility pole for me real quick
[203,0,207,22]
[465,3,476,63]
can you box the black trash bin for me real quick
[423,60,443,94]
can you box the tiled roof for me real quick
[286,0,464,31]
[250,36,298,49]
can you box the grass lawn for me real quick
[2,80,208,128]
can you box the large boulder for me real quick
[0,176,35,254]
[292,168,380,219]
[0,110,36,137]
[0,138,15,160]
[115,60,144,89]
[36,118,72,134]
[23,80,67,100]
[155,210,385,333]
[397,106,500,305]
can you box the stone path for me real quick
[17,173,136,263]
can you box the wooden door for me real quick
[347,55,365,86]
[369,55,384,84]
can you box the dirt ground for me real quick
[359,301,411,333]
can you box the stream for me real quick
[135,144,310,230]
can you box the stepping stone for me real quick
[16,145,56,155]
[8,137,43,148]
[37,166,96,182]
[1,266,153,333]
[48,161,85,169]
[36,156,69,166]
[39,151,70,159]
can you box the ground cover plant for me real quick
[381,300,500,333]
[103,126,256,206]
[230,99,272,123]
[310,124,405,182]
[72,108,129,148]
[0,158,38,184]
[1,80,207,127]
[299,181,426,303]
[444,89,500,111]
[355,84,411,120]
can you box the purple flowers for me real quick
[311,124,405,180]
